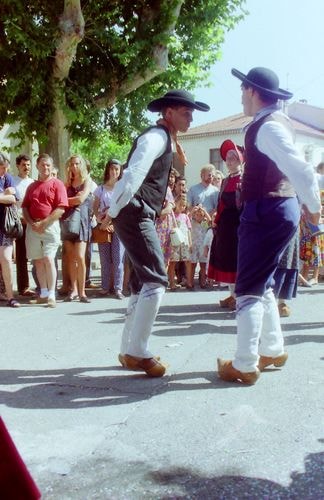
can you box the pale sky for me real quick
[193,0,324,126]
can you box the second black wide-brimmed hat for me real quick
[147,89,210,112]
[231,67,293,100]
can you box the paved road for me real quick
[1,269,323,499]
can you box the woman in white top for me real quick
[93,159,125,299]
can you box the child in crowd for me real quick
[168,195,192,291]
[187,205,211,289]
[203,225,214,269]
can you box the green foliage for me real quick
[72,132,131,184]
[0,0,246,149]
[0,1,61,144]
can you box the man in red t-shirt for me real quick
[22,154,68,307]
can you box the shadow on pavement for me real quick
[66,302,225,318]
[152,323,236,337]
[149,448,324,499]
[0,367,242,410]
[284,333,324,345]
[39,445,324,499]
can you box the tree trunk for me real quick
[46,100,71,179]
[39,0,84,178]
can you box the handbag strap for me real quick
[171,209,178,229]
[4,174,9,190]
[100,185,110,211]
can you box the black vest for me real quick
[242,113,295,202]
[125,125,172,216]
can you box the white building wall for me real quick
[181,131,324,189]
[288,102,324,130]
[181,131,244,188]
[0,123,38,177]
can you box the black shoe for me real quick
[80,296,91,303]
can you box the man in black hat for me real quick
[103,90,209,377]
[217,67,321,384]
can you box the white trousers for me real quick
[233,288,285,372]
[120,282,165,358]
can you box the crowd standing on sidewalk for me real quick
[0,76,323,384]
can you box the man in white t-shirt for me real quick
[13,154,35,296]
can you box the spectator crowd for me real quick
[0,150,323,312]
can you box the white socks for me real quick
[234,289,284,372]
[120,282,165,358]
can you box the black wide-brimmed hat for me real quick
[231,67,293,101]
[147,89,210,112]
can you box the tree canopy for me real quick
[0,0,246,172]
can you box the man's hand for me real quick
[100,214,112,230]
[4,187,16,196]
[31,220,47,234]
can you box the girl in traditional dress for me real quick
[208,139,243,310]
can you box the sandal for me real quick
[80,296,91,303]
[64,294,79,302]
[7,298,20,308]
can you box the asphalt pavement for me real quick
[0,256,323,499]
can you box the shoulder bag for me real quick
[91,223,113,244]
[170,210,185,246]
[1,204,23,239]
[91,186,114,243]
[60,206,81,241]
[1,174,23,239]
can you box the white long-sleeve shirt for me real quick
[108,127,168,218]
[250,105,321,214]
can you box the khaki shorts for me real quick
[26,221,61,260]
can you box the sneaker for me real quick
[47,298,56,308]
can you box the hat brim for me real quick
[220,139,244,162]
[147,96,210,112]
[231,68,293,101]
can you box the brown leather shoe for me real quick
[219,296,236,310]
[118,353,161,369]
[258,352,288,371]
[123,354,166,377]
[217,358,260,385]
